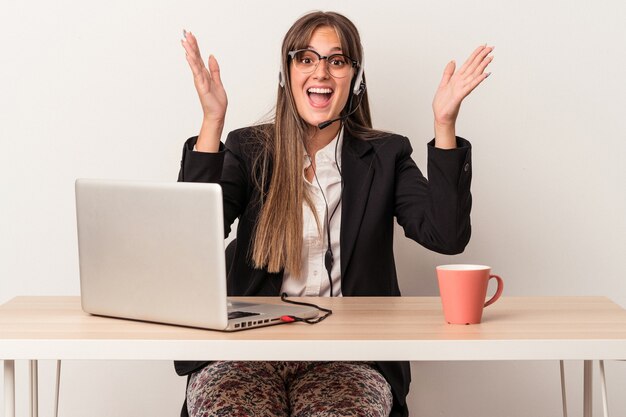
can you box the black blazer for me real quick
[175,125,472,417]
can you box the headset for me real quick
[280,48,366,131]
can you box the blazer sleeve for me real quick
[177,136,225,183]
[177,131,251,237]
[394,136,472,254]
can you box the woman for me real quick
[176,10,493,417]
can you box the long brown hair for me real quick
[251,11,381,275]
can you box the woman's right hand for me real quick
[181,30,227,151]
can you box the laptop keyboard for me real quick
[228,310,261,320]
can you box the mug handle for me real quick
[484,275,504,307]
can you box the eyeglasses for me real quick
[288,49,358,78]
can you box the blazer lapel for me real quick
[340,131,375,279]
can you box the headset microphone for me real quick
[317,81,366,130]
[318,118,341,130]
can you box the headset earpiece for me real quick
[352,47,365,95]
[353,80,366,96]
[279,52,287,88]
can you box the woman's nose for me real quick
[313,59,331,79]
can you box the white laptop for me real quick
[75,179,318,331]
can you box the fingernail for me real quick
[183,29,187,37]
[485,72,492,78]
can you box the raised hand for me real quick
[432,45,494,128]
[181,30,227,152]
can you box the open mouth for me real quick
[307,87,334,108]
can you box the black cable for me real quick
[308,151,342,297]
[279,293,333,324]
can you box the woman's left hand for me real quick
[432,45,494,127]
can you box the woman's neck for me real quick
[305,123,341,157]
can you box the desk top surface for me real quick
[2,296,626,361]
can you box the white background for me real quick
[1,0,625,416]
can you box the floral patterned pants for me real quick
[187,361,393,417]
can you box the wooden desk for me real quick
[2,296,626,416]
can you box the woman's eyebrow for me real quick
[306,45,343,52]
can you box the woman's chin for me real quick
[303,113,340,129]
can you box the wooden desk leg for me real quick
[584,360,593,417]
[29,360,38,417]
[4,360,15,417]
[54,360,61,417]
[599,361,608,417]
[560,360,568,417]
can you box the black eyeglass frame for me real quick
[287,49,359,78]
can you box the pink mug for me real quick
[436,264,504,324]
